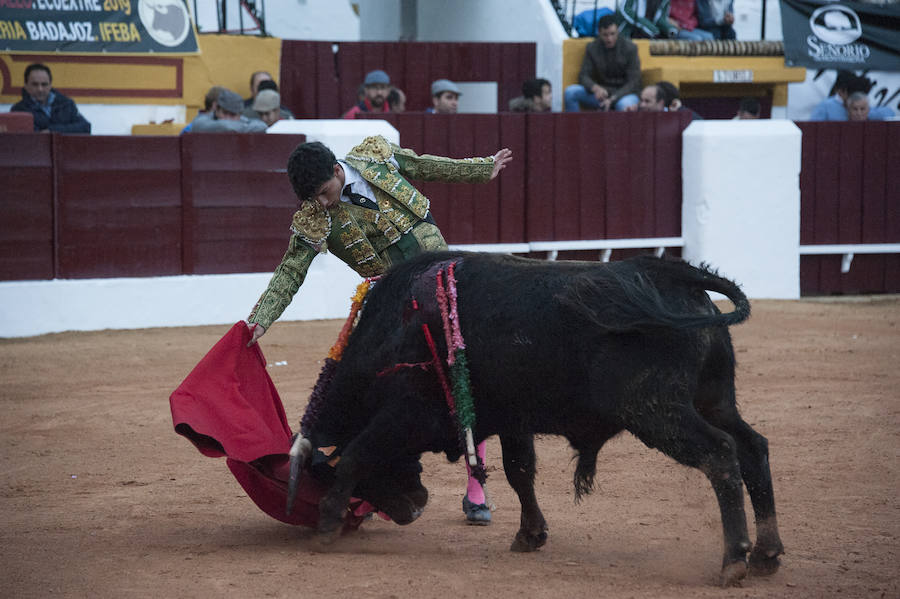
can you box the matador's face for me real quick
[312,163,345,210]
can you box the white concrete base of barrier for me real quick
[267,119,400,158]
[682,120,802,299]
[0,253,362,338]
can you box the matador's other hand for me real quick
[491,148,513,180]
[247,322,267,346]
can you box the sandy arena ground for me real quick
[2,297,898,598]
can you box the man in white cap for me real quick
[343,69,392,119]
[250,89,284,127]
[427,79,461,114]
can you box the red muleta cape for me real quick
[169,322,370,528]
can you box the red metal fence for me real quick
[279,41,536,118]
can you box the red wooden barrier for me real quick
[181,133,305,275]
[357,112,525,245]
[55,135,183,278]
[0,134,53,280]
[797,122,900,295]
[525,111,689,242]
[2,119,896,295]
[279,41,536,119]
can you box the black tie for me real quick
[343,184,378,210]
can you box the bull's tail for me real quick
[557,257,750,332]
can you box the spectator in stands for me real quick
[846,92,870,122]
[388,87,407,113]
[243,79,294,120]
[509,78,553,112]
[696,0,736,40]
[630,81,703,120]
[189,89,267,133]
[11,63,91,133]
[343,70,392,119]
[564,14,641,112]
[250,90,288,127]
[617,0,677,39]
[810,72,895,121]
[735,97,761,119]
[182,85,225,133]
[245,136,513,525]
[244,70,273,108]
[637,84,667,112]
[426,79,461,114]
[668,0,714,41]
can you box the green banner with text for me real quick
[0,0,198,54]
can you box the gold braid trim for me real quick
[290,201,331,250]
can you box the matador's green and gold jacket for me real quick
[248,135,495,329]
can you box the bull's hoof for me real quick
[720,559,748,587]
[313,525,344,549]
[510,529,548,552]
[749,545,783,576]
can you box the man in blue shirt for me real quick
[11,63,91,133]
[810,71,895,121]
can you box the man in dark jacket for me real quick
[563,15,641,112]
[11,63,91,133]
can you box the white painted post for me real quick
[682,120,802,299]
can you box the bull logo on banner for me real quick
[138,0,191,48]
[806,4,870,64]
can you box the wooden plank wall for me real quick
[54,136,183,278]
[797,122,900,295]
[2,120,897,295]
[279,41,536,118]
[0,133,305,280]
[181,134,302,274]
[0,134,54,280]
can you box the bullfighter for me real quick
[246,135,513,525]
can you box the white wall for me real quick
[191,0,360,40]
[682,120,802,299]
[0,253,363,338]
[360,0,569,112]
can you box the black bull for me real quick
[295,252,784,586]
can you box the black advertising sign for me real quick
[780,0,900,71]
[0,0,199,54]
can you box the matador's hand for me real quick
[491,148,513,180]
[246,322,267,346]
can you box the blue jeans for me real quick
[705,24,736,40]
[676,28,714,41]
[564,84,639,112]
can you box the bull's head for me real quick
[286,434,428,525]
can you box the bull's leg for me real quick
[705,414,784,576]
[695,378,784,577]
[628,406,751,587]
[499,433,548,552]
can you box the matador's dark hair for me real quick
[287,141,337,204]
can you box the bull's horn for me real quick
[286,434,312,515]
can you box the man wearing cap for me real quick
[246,135,514,525]
[243,79,295,121]
[426,79,461,114]
[343,70,392,119]
[190,89,268,133]
[247,89,285,127]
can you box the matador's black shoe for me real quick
[462,495,491,525]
